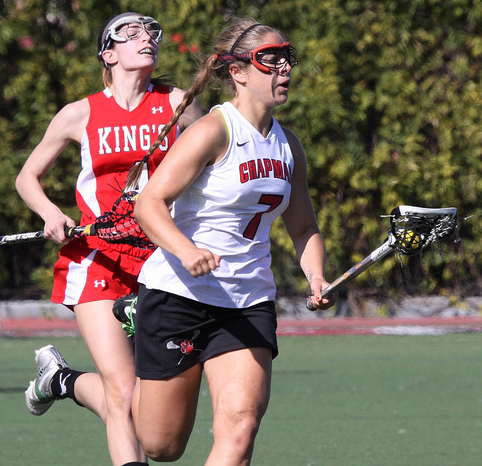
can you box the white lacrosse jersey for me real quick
[139,101,294,308]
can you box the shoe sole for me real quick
[25,380,55,416]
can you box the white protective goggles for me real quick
[98,14,163,59]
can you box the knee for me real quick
[234,413,261,446]
[137,421,189,463]
[214,411,261,451]
[105,380,136,415]
[140,437,187,462]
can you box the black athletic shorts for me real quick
[134,285,279,380]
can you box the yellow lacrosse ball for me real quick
[400,229,421,249]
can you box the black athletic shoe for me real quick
[113,293,137,337]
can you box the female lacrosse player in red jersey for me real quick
[133,17,335,464]
[15,12,202,466]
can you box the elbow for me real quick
[15,172,25,196]
[133,194,146,227]
[15,166,35,197]
[134,192,158,228]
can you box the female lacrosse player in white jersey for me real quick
[133,17,335,465]
[15,12,202,466]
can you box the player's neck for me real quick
[230,98,273,138]
[109,73,151,111]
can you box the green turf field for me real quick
[2,333,482,465]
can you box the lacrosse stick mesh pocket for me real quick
[95,191,155,250]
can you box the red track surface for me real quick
[277,315,482,335]
[2,315,482,337]
[0,318,79,337]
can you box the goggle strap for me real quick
[214,53,252,66]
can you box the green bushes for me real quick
[1,0,481,300]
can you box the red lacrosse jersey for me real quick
[76,84,178,256]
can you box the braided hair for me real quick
[125,17,280,190]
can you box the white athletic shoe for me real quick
[25,345,69,416]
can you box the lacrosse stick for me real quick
[306,205,459,310]
[0,191,155,249]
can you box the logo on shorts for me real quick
[167,329,202,365]
[93,279,106,288]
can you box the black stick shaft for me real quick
[0,225,96,245]
[0,231,46,244]
[306,240,394,310]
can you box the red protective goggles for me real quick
[215,42,298,73]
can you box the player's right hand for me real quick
[181,248,222,277]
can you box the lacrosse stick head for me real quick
[94,191,155,249]
[389,205,458,255]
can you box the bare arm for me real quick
[168,86,204,131]
[135,110,227,277]
[281,127,335,310]
[15,99,89,243]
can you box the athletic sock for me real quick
[49,368,85,405]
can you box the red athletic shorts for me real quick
[51,237,147,309]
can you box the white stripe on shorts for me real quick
[63,249,97,305]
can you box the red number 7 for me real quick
[243,194,284,240]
